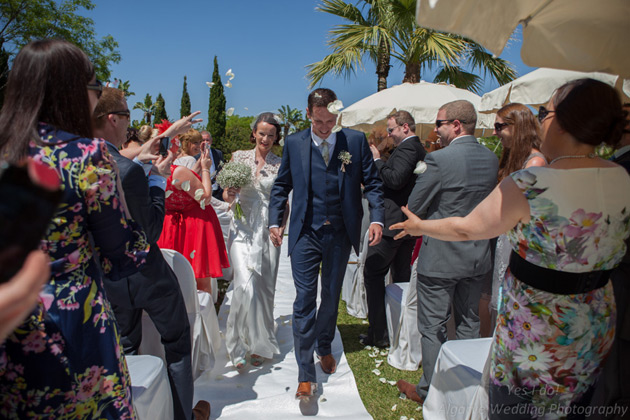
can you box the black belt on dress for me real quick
[508,251,611,295]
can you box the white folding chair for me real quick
[385,258,422,370]
[139,249,222,380]
[127,354,174,420]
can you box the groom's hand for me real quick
[367,223,383,246]
[270,227,283,247]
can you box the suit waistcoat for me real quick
[304,141,343,230]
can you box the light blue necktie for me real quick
[321,140,330,166]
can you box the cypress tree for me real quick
[208,56,226,146]
[180,76,191,117]
[153,93,168,123]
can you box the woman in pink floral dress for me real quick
[391,79,630,417]
[0,40,149,419]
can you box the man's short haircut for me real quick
[93,87,126,130]
[388,110,416,133]
[308,88,337,112]
[200,130,212,139]
[439,100,477,134]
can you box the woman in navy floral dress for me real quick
[0,40,149,419]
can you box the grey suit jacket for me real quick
[407,135,498,278]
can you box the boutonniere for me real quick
[414,160,427,174]
[338,150,352,172]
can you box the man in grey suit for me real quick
[396,100,498,403]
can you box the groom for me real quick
[269,88,384,399]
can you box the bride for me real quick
[224,112,288,369]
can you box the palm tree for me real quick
[277,105,304,139]
[307,0,516,93]
[133,93,155,125]
[117,80,135,99]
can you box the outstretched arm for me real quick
[391,177,530,241]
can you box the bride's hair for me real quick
[250,112,282,144]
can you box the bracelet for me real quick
[202,169,211,174]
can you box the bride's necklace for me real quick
[550,153,596,165]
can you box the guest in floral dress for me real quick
[0,39,149,419]
[391,78,630,417]
[223,112,285,369]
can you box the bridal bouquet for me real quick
[216,161,252,221]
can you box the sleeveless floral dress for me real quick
[490,166,630,416]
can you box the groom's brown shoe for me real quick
[396,380,424,404]
[295,381,313,400]
[192,400,211,420]
[318,354,337,374]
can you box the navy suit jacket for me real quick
[269,128,384,256]
[104,144,179,307]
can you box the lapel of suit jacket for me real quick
[300,129,312,187]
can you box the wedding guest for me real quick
[223,112,284,369]
[157,129,229,293]
[93,87,210,420]
[119,127,143,159]
[488,104,546,331]
[391,79,630,416]
[174,128,203,171]
[396,100,498,404]
[591,102,630,417]
[0,39,149,418]
[361,110,426,348]
[199,131,224,201]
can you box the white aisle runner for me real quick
[193,240,373,419]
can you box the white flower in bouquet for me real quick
[216,161,252,221]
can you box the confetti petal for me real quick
[391,404,397,411]
[199,199,206,210]
[388,380,396,386]
[227,107,235,116]
[331,124,342,133]
[225,80,232,88]
[400,416,409,420]
[399,393,407,400]
[361,320,369,325]
[226,68,235,80]
[206,81,215,88]
[190,250,195,259]
[380,350,388,356]
[375,360,383,367]
[364,345,372,350]
[172,178,179,185]
[244,107,249,110]
[165,190,173,198]
[327,99,344,114]
[414,161,427,174]
[372,369,381,376]
[194,189,204,201]
[181,180,191,191]
[319,396,327,402]
[379,377,387,384]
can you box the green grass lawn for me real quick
[337,299,425,420]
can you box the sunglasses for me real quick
[387,125,401,134]
[435,119,458,128]
[494,122,509,132]
[87,79,103,99]
[109,110,130,118]
[538,106,555,123]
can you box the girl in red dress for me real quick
[158,129,229,292]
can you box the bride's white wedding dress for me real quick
[225,149,282,364]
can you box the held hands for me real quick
[368,223,383,246]
[390,206,423,240]
[269,226,283,248]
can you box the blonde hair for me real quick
[179,129,202,155]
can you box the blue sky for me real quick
[84,0,535,124]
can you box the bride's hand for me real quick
[390,206,424,240]
[224,187,240,204]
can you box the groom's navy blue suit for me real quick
[269,127,384,382]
